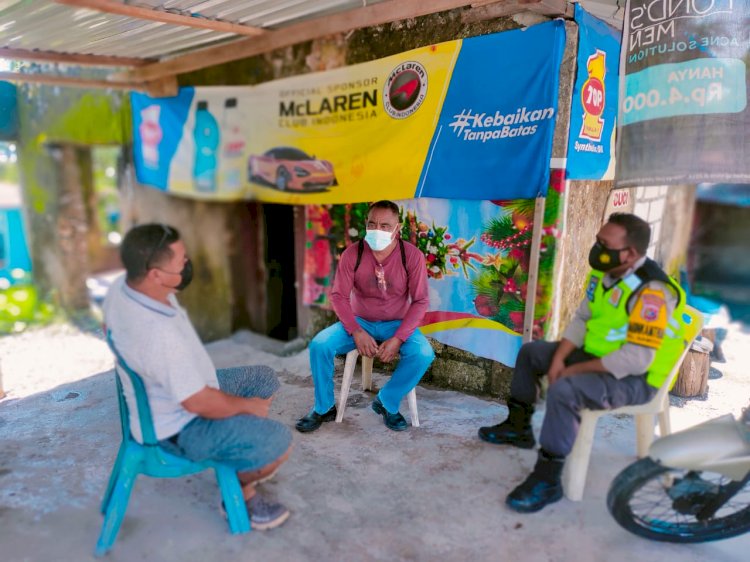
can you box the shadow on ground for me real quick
[1,332,748,562]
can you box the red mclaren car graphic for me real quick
[247,146,337,192]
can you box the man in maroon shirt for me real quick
[296,200,434,432]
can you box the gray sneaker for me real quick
[247,493,290,530]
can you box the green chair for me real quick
[96,333,250,556]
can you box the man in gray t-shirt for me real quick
[104,224,292,531]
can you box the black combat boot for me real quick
[477,397,536,449]
[505,449,564,513]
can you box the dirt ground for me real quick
[0,321,749,562]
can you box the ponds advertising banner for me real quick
[566,4,620,181]
[303,180,565,367]
[616,0,750,186]
[131,21,565,204]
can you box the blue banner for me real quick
[131,88,195,192]
[0,207,32,285]
[566,4,620,180]
[417,21,565,199]
[0,82,18,141]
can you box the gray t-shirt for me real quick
[103,275,219,442]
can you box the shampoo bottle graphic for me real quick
[193,101,220,192]
[139,105,162,169]
[219,97,245,193]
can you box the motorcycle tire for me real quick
[607,457,750,543]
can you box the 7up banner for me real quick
[567,4,620,180]
[616,0,750,186]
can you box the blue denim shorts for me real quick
[160,366,292,472]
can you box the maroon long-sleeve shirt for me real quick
[330,240,429,342]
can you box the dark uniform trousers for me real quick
[511,341,657,458]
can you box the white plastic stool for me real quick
[335,349,419,427]
[562,307,703,501]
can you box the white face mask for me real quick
[364,228,394,252]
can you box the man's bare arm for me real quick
[182,387,271,419]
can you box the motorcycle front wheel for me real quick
[607,457,750,543]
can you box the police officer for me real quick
[478,213,686,513]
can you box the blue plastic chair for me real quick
[96,333,250,556]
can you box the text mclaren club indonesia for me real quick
[448,106,555,142]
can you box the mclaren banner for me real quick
[131,21,565,204]
[617,0,750,186]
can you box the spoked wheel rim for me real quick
[626,468,750,539]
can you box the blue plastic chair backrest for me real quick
[106,331,159,446]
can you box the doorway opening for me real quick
[264,204,298,341]
[88,146,123,273]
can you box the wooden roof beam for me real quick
[0,71,146,91]
[53,0,267,37]
[116,0,505,83]
[0,47,152,67]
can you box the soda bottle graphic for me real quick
[219,98,245,193]
[193,101,220,192]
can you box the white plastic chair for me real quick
[562,306,703,501]
[335,349,419,427]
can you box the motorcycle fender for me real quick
[649,414,750,481]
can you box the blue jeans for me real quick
[159,366,292,472]
[309,319,435,415]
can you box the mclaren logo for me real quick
[383,61,428,119]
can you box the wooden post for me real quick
[144,77,179,98]
[522,196,546,343]
[53,144,92,311]
[79,149,104,272]
[671,349,710,398]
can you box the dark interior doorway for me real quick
[264,204,298,341]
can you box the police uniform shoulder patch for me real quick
[626,288,667,348]
[640,291,665,321]
[586,274,599,301]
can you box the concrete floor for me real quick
[0,326,749,562]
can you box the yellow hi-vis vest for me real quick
[582,259,687,389]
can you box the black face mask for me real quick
[174,259,193,291]
[588,242,627,272]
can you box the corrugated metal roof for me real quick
[0,0,389,61]
[0,0,589,86]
